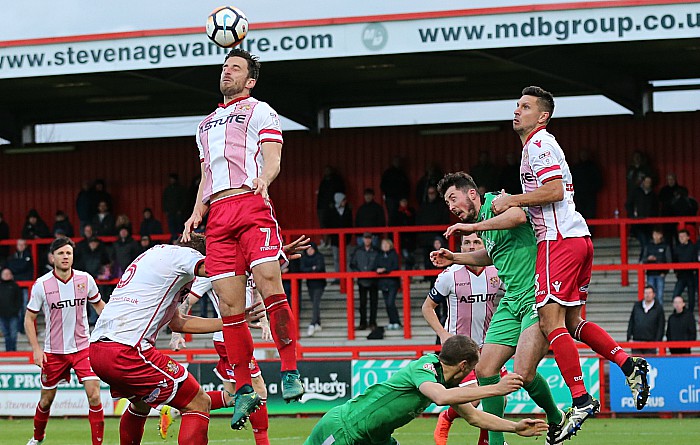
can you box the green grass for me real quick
[3,416,699,445]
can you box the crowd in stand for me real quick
[0,152,698,350]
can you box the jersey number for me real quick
[259,227,271,246]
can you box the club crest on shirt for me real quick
[236,104,251,112]
[490,276,500,287]
[77,283,86,292]
[422,363,437,376]
[165,360,180,375]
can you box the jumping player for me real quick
[491,86,650,441]
[304,335,548,445]
[89,234,262,445]
[430,172,564,445]
[422,233,503,445]
[166,275,272,445]
[24,237,105,445]
[182,47,303,429]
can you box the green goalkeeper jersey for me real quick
[477,192,537,297]
[339,354,445,444]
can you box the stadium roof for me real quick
[1,1,699,145]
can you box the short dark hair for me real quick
[439,335,479,368]
[364,188,375,195]
[225,48,261,80]
[679,229,690,236]
[522,86,555,123]
[176,232,206,256]
[49,237,75,254]
[437,172,478,197]
[644,285,655,293]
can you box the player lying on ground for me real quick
[430,172,564,445]
[305,335,548,445]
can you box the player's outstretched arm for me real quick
[419,373,523,406]
[453,403,547,436]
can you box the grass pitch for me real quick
[3,416,699,444]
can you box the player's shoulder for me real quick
[442,264,463,276]
[33,271,54,284]
[412,354,441,376]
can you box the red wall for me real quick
[1,111,698,238]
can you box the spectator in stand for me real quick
[658,173,687,245]
[0,268,22,351]
[74,224,94,267]
[138,207,163,237]
[627,176,658,250]
[21,209,51,240]
[415,162,443,205]
[395,198,416,269]
[162,173,188,241]
[114,214,133,235]
[350,233,379,330]
[626,150,654,196]
[91,201,116,236]
[355,188,386,247]
[0,212,9,261]
[375,238,401,330]
[52,210,75,238]
[666,296,697,354]
[327,192,353,274]
[316,166,346,246]
[381,157,410,226]
[627,285,665,355]
[300,242,326,337]
[7,238,33,334]
[416,185,451,268]
[92,179,113,214]
[137,235,154,255]
[673,229,699,313]
[498,151,522,195]
[76,180,97,235]
[75,236,110,326]
[112,226,139,276]
[641,228,672,306]
[470,150,499,195]
[570,150,603,221]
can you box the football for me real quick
[206,6,249,48]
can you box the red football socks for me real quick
[32,403,50,442]
[264,294,299,371]
[179,411,209,445]
[119,405,148,445]
[222,313,254,390]
[207,391,227,411]
[575,320,630,368]
[88,403,105,445]
[250,399,270,445]
[548,327,587,399]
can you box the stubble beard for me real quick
[220,81,244,99]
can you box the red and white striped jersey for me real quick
[189,275,256,343]
[520,127,589,243]
[196,96,283,203]
[90,244,204,350]
[27,270,101,354]
[428,265,501,346]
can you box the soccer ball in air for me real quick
[206,6,249,48]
